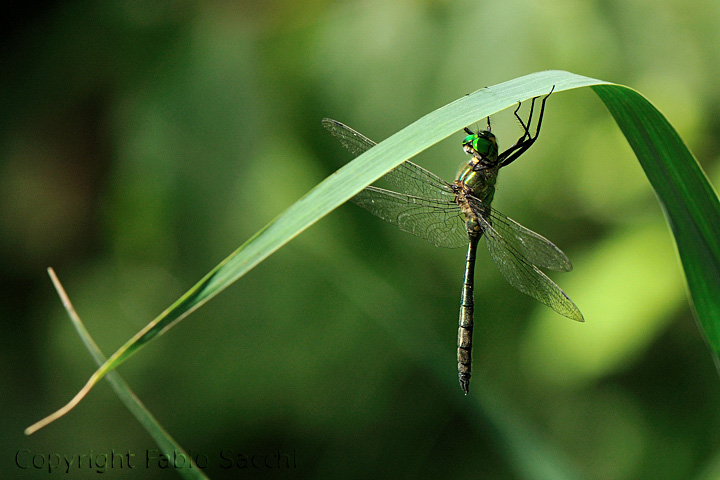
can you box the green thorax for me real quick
[456,129,501,206]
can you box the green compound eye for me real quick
[474,135,496,156]
[463,131,497,157]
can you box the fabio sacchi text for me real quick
[15,448,298,473]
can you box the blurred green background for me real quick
[3,1,720,479]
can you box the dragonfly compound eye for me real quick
[467,132,498,158]
[462,134,476,148]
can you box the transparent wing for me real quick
[322,118,377,156]
[486,209,572,272]
[353,187,467,248]
[474,207,583,321]
[325,118,466,248]
[381,161,458,201]
[323,118,458,199]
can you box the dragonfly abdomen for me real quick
[457,319,473,395]
[457,228,481,395]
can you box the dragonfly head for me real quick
[462,128,499,165]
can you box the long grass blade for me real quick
[43,268,209,480]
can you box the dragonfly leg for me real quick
[497,86,555,167]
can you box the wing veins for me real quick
[477,215,583,321]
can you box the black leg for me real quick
[513,99,532,141]
[498,86,555,167]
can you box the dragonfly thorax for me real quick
[457,128,502,207]
[455,159,500,208]
[453,177,495,229]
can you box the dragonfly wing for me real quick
[478,215,583,321]
[486,208,573,272]
[353,186,467,248]
[322,118,376,156]
[323,118,458,200]
[381,161,458,201]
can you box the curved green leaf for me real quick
[591,84,720,351]
[26,70,720,435]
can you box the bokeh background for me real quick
[3,1,720,479]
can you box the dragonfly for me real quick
[322,90,583,395]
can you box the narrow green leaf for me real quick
[43,269,210,480]
[26,70,720,434]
